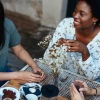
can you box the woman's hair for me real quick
[79,0,100,25]
[0,1,5,49]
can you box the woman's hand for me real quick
[70,83,85,100]
[74,80,95,95]
[63,39,90,61]
[56,38,67,46]
[32,66,45,81]
[63,40,88,54]
[14,71,44,84]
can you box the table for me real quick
[2,60,100,100]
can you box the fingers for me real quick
[25,75,42,83]
[62,40,77,52]
[56,38,67,46]
[71,83,79,93]
[70,84,75,99]
[70,86,74,99]
[75,80,88,87]
[41,71,46,80]
[79,88,88,92]
[33,68,45,80]
[74,80,88,92]
[29,70,45,82]
[19,71,43,83]
[70,83,79,100]
[80,92,84,98]
[59,38,67,43]
[67,46,77,52]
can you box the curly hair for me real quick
[0,1,5,50]
[79,0,100,25]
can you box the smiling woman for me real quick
[43,0,100,81]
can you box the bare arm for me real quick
[0,72,16,81]
[74,80,100,96]
[11,44,37,69]
[0,71,43,83]
[11,44,45,80]
[81,47,90,61]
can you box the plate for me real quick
[0,87,20,100]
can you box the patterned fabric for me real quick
[43,18,100,80]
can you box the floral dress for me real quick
[43,18,100,80]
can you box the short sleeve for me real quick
[4,18,21,47]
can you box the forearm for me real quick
[0,72,17,81]
[82,48,90,61]
[13,45,37,68]
[90,87,100,96]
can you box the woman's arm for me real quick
[0,71,43,83]
[74,80,100,96]
[0,72,16,81]
[11,44,37,68]
[11,44,45,80]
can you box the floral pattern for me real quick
[43,18,100,80]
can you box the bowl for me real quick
[19,83,42,100]
[0,87,20,100]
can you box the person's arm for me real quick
[74,80,100,96]
[11,44,45,80]
[12,44,37,68]
[0,71,43,83]
[83,86,100,96]
[0,72,16,81]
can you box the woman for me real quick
[0,1,45,86]
[43,0,100,80]
[70,80,100,100]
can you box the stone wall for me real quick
[2,0,42,21]
[1,0,68,28]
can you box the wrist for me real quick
[82,49,90,55]
[31,65,38,69]
[12,72,19,80]
[91,88,97,95]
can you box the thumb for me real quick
[79,88,87,92]
[80,91,84,98]
[33,68,37,73]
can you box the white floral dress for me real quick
[43,18,100,80]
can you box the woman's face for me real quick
[73,1,95,29]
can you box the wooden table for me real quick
[2,60,100,100]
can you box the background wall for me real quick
[2,0,42,21]
[2,0,68,28]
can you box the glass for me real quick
[59,70,68,82]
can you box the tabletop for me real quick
[2,60,100,100]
